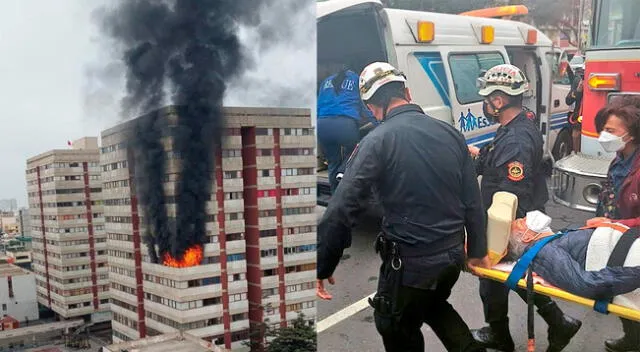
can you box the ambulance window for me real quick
[448,52,505,105]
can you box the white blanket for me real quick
[585,226,640,311]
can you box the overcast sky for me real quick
[0,0,316,207]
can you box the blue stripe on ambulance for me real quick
[415,52,451,107]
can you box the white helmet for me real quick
[359,62,407,101]
[477,64,530,97]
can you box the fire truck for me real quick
[552,0,640,212]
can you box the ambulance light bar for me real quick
[417,21,435,42]
[588,73,621,91]
[460,5,529,18]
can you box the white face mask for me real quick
[525,210,553,234]
[598,131,628,153]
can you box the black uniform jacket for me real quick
[317,104,487,288]
[476,112,549,217]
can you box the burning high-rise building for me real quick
[103,106,316,350]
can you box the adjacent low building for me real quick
[0,263,38,323]
[103,106,316,350]
[25,137,109,323]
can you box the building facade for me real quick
[103,106,316,350]
[0,263,39,323]
[25,137,110,322]
[18,208,31,237]
[0,199,18,212]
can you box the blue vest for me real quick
[317,70,375,122]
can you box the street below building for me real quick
[316,200,624,352]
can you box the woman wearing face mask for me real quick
[586,96,640,352]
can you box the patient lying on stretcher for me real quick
[505,212,640,308]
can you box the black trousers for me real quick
[374,265,484,352]
[620,317,640,343]
[479,277,555,324]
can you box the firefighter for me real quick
[317,62,490,352]
[468,64,583,352]
[566,66,584,153]
[317,63,377,194]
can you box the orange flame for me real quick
[163,245,203,268]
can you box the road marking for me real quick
[316,291,376,333]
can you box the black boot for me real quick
[537,302,582,352]
[605,319,640,352]
[470,320,515,352]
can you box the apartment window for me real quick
[258,189,277,198]
[282,128,311,136]
[1,304,6,311]
[280,148,312,156]
[255,128,273,136]
[227,253,245,262]
[223,171,242,179]
[257,149,273,156]
[260,169,274,177]
[259,229,277,238]
[226,233,244,241]
[258,209,276,218]
[263,269,277,277]
[261,248,277,258]
[221,149,242,158]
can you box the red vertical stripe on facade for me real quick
[215,150,232,349]
[273,128,287,326]
[241,127,263,350]
[82,162,99,310]
[126,151,146,338]
[36,166,52,307]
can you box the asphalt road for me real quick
[316,201,625,352]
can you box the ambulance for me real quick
[317,0,574,206]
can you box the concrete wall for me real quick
[0,273,39,322]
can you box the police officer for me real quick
[317,62,490,352]
[468,64,582,352]
[317,63,377,193]
[565,66,585,153]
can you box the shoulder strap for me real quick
[594,227,640,314]
[505,230,569,290]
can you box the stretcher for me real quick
[477,191,640,322]
[472,266,640,322]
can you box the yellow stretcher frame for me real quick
[473,267,640,322]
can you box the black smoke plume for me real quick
[97,0,264,263]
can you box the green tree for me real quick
[265,313,316,352]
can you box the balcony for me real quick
[144,300,223,324]
[257,176,276,188]
[258,217,277,228]
[261,275,279,287]
[260,256,278,268]
[283,232,316,245]
[282,213,316,226]
[229,300,249,315]
[186,323,225,339]
[282,175,315,185]
[257,197,276,209]
[222,157,243,170]
[284,271,315,285]
[283,252,315,266]
[285,288,315,303]
[280,135,314,148]
[280,155,315,166]
[141,262,222,281]
[143,282,223,302]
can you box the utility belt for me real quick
[368,231,464,322]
